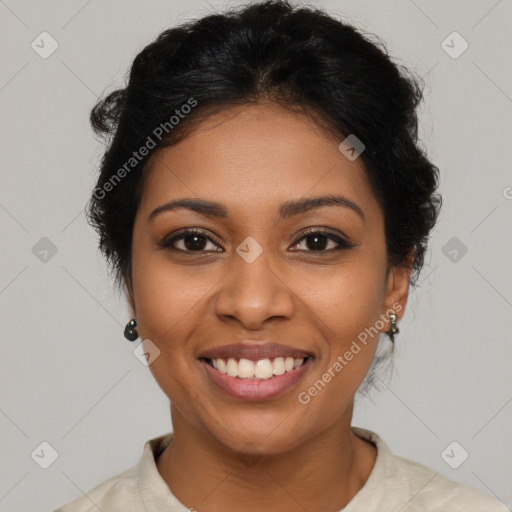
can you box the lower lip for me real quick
[200,358,313,401]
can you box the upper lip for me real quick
[198,342,313,361]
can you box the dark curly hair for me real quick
[86,0,441,297]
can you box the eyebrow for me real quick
[147,194,366,223]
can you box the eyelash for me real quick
[157,227,354,254]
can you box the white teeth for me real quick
[238,358,255,379]
[217,358,227,374]
[226,358,238,377]
[272,357,285,376]
[293,358,304,369]
[209,356,307,380]
[255,359,274,379]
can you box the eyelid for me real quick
[294,226,348,239]
[157,227,224,251]
[157,226,354,253]
[289,227,353,250]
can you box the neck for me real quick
[156,404,377,512]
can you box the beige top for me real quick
[54,426,507,511]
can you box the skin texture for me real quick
[126,101,412,512]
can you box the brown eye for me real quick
[289,229,353,252]
[158,229,223,252]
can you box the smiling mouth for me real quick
[200,356,313,380]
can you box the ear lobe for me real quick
[124,278,136,316]
[384,252,414,321]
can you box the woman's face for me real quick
[128,102,410,454]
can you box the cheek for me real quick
[295,277,383,422]
[287,257,386,397]
[130,256,209,414]
[130,248,227,403]
[289,255,386,338]
[131,240,219,339]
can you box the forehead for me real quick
[139,103,382,224]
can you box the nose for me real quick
[214,249,295,330]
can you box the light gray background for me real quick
[1,0,511,510]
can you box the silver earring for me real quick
[387,312,399,343]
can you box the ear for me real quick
[123,276,136,317]
[382,250,414,323]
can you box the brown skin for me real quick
[125,102,412,512]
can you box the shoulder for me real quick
[52,465,140,511]
[52,432,175,512]
[351,427,508,511]
[390,452,508,511]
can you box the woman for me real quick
[54,1,507,510]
